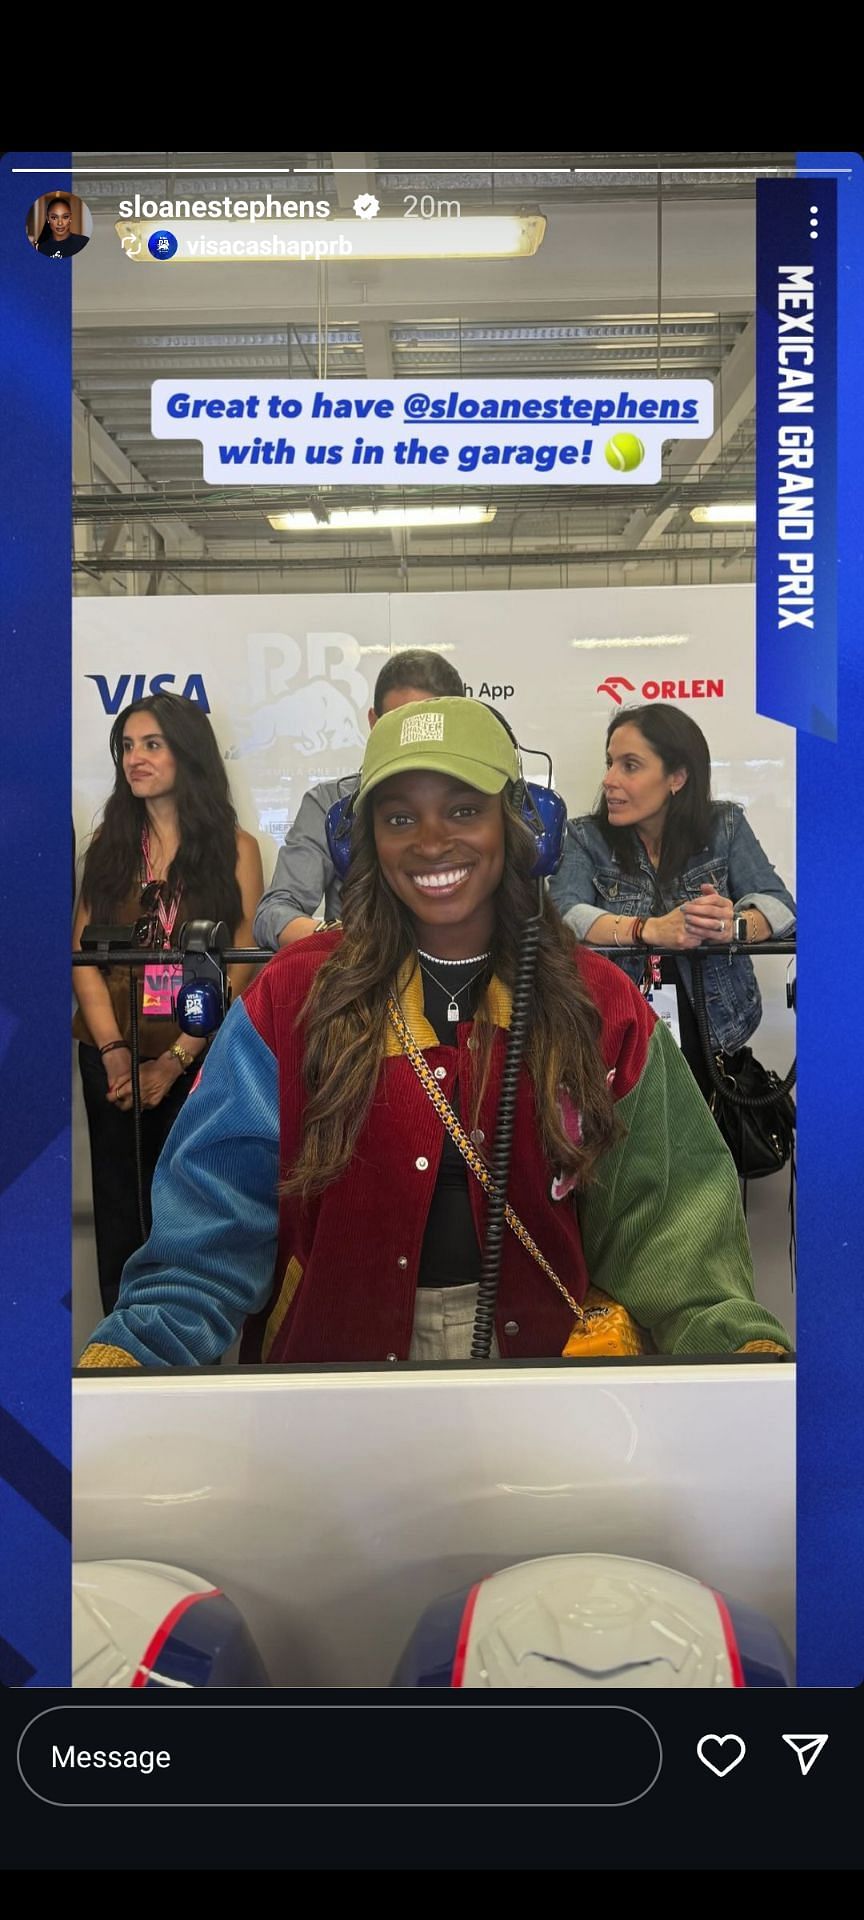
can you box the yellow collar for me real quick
[384,956,512,1056]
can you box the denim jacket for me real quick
[548,804,796,1054]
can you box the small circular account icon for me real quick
[148,230,178,260]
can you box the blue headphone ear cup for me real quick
[523,782,568,879]
[325,796,354,880]
[176,977,223,1036]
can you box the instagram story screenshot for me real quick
[0,148,862,1872]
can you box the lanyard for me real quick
[645,869,665,989]
[141,828,180,944]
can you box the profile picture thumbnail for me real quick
[26,191,92,259]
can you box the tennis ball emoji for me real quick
[604,433,645,472]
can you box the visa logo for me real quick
[85,673,210,714]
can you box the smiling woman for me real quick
[78,697,791,1371]
[30,194,90,257]
[72,692,264,1315]
[372,772,506,957]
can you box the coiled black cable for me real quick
[470,882,544,1359]
[127,965,149,1240]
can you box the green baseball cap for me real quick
[357,697,519,805]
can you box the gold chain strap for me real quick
[386,995,585,1323]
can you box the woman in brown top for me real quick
[73,692,263,1313]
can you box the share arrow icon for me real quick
[782,1734,829,1776]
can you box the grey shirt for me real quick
[253,779,348,949]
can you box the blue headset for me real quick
[173,919,231,1036]
[325,708,567,882]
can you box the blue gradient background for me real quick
[0,150,72,1685]
[792,153,863,1687]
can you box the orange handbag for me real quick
[561,1288,650,1358]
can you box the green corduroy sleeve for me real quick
[578,1018,793,1355]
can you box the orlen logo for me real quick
[86,672,210,714]
[596,675,725,706]
[596,677,636,705]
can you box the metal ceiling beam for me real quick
[72,319,748,351]
[618,317,756,550]
[73,541,753,575]
[72,477,754,520]
[73,397,205,565]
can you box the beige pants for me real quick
[408,1282,500,1362]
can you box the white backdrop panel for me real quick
[73,585,795,898]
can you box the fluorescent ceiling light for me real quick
[690,503,756,524]
[268,505,497,532]
[359,642,456,657]
[571,634,690,650]
[335,214,545,261]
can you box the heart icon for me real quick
[697,1734,746,1777]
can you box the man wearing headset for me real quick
[253,648,464,950]
[80,697,790,1370]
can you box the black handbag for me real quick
[691,958,796,1182]
[705,1045,796,1179]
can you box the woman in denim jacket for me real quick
[548,705,796,1091]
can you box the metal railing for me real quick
[72,940,797,966]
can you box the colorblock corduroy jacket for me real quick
[79,930,791,1368]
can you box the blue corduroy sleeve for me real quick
[78,1000,281,1368]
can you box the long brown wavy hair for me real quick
[284,788,619,1200]
[81,693,242,929]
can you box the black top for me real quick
[37,232,89,257]
[416,956,490,1289]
